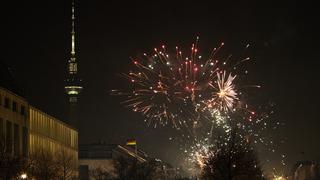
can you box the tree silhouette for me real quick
[112,157,170,180]
[201,127,265,180]
[27,149,60,180]
[56,149,77,180]
[90,166,114,180]
[27,148,77,180]
[0,136,26,180]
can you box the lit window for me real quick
[70,97,77,103]
[69,63,77,73]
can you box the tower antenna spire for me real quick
[71,0,76,57]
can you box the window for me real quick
[0,118,4,145]
[70,97,77,103]
[22,127,28,156]
[12,101,17,112]
[4,98,10,109]
[21,105,26,116]
[14,124,19,156]
[6,121,12,153]
[69,62,77,73]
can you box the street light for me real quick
[273,175,286,180]
[20,173,27,179]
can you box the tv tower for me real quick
[65,0,82,128]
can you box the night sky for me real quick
[1,0,319,175]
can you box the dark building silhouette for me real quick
[78,141,148,179]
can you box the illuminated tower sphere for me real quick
[65,0,83,128]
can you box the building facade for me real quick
[29,106,78,162]
[0,86,79,178]
[0,87,28,157]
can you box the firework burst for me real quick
[215,71,238,111]
[112,38,285,176]
[112,38,253,129]
[188,140,213,170]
